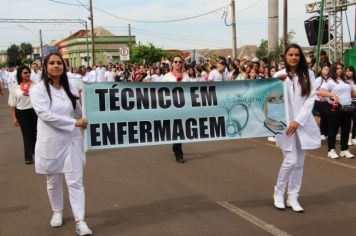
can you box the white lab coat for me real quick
[274,69,321,151]
[162,72,189,82]
[30,70,42,83]
[30,81,84,174]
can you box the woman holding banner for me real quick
[273,44,320,212]
[29,53,92,235]
[162,55,189,163]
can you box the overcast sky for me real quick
[0,0,354,50]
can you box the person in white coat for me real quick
[30,62,42,83]
[29,53,92,236]
[273,44,321,212]
[162,55,189,163]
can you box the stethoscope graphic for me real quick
[220,81,252,137]
[222,99,287,137]
[222,103,249,137]
[263,120,287,135]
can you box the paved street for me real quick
[1,91,356,236]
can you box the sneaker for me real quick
[76,220,92,236]
[339,150,354,159]
[286,198,304,212]
[328,149,339,159]
[267,137,276,142]
[50,212,63,227]
[273,194,285,210]
[352,138,356,145]
[175,154,185,163]
[320,135,326,141]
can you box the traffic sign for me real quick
[119,47,130,61]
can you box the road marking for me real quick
[217,201,292,236]
[247,139,356,171]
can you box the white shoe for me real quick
[336,134,341,141]
[320,135,327,141]
[50,212,63,227]
[273,194,285,210]
[328,149,339,159]
[352,138,356,145]
[348,139,353,146]
[339,150,354,159]
[76,220,92,236]
[267,137,276,142]
[286,199,304,212]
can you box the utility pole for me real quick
[231,0,237,59]
[85,21,89,67]
[89,0,95,65]
[268,0,279,53]
[128,24,132,47]
[283,0,288,52]
[39,29,43,64]
[315,0,325,71]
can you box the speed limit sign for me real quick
[119,47,130,61]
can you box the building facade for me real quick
[55,27,135,67]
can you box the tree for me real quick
[6,44,21,67]
[256,39,268,60]
[6,42,33,66]
[130,44,172,64]
[255,30,296,63]
[19,42,33,60]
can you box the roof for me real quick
[55,27,115,45]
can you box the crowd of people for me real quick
[0,45,356,234]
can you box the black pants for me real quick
[315,101,328,136]
[326,107,352,151]
[16,108,37,162]
[172,143,183,156]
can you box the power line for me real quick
[48,0,228,24]
[94,6,226,23]
[236,0,263,13]
[48,0,83,7]
[132,26,227,47]
[132,28,223,49]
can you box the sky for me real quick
[0,0,355,50]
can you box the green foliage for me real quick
[19,43,33,60]
[205,52,218,61]
[130,44,172,64]
[256,39,268,60]
[6,44,22,67]
[255,30,296,63]
[6,42,33,67]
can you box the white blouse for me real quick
[321,79,352,106]
[8,84,33,110]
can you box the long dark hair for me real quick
[16,65,31,84]
[329,62,346,84]
[41,53,79,109]
[345,65,356,84]
[319,63,330,80]
[284,43,311,97]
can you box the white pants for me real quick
[46,166,85,222]
[274,135,306,199]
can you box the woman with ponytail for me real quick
[272,44,321,212]
[29,53,92,235]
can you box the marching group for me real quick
[0,43,356,235]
